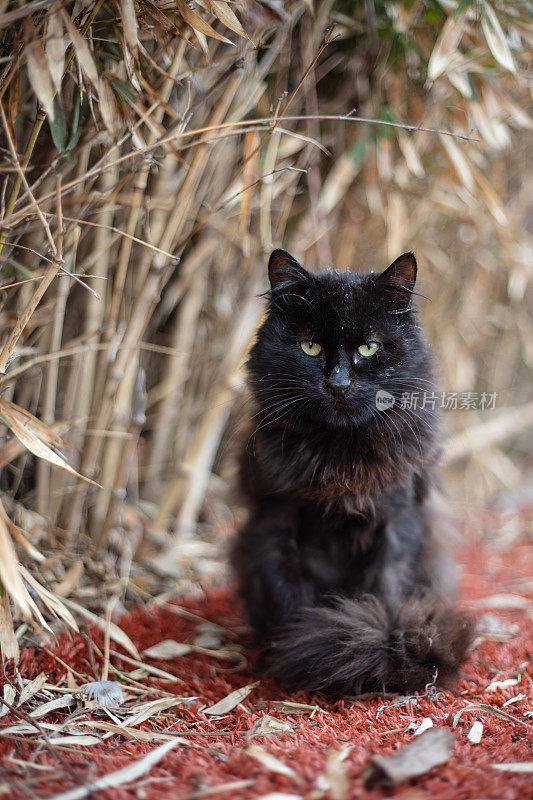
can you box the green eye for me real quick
[300,340,322,357]
[358,342,379,358]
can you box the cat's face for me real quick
[248,249,434,431]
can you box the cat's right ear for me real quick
[268,249,309,290]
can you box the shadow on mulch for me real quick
[1,533,531,800]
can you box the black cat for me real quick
[232,249,473,695]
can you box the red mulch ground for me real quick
[1,528,531,800]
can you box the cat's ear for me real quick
[374,252,417,308]
[268,249,309,290]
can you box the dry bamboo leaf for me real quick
[246,714,292,741]
[502,694,525,707]
[193,623,225,650]
[255,700,320,716]
[60,9,98,88]
[19,567,79,631]
[191,26,209,56]
[0,499,33,619]
[398,135,424,178]
[208,1,248,39]
[142,639,192,659]
[120,0,138,59]
[30,694,76,718]
[43,738,183,800]
[0,593,19,663]
[67,670,78,692]
[46,11,66,93]
[246,745,301,783]
[204,681,259,715]
[0,400,99,487]
[0,401,64,447]
[485,676,522,692]
[0,508,44,563]
[427,14,466,81]
[65,599,140,659]
[488,763,533,773]
[176,0,233,44]
[439,134,474,192]
[452,702,529,728]
[0,259,62,374]
[480,1,516,73]
[470,593,530,610]
[124,696,193,726]
[0,684,16,720]
[325,746,351,800]
[143,638,243,666]
[97,78,120,137]
[24,19,56,120]
[467,720,483,744]
[17,672,47,707]
[0,722,63,736]
[254,795,302,800]
[50,734,102,746]
[413,717,434,736]
[448,68,473,98]
[364,728,455,786]
[72,719,182,742]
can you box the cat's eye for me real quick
[300,340,322,357]
[358,342,379,358]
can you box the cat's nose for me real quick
[325,364,352,397]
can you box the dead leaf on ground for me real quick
[49,734,102,746]
[255,699,321,716]
[489,762,533,773]
[40,738,183,800]
[470,593,530,610]
[204,681,259,715]
[142,640,192,659]
[0,685,16,719]
[246,714,292,741]
[364,728,456,786]
[29,694,76,718]
[485,676,522,692]
[17,673,47,706]
[413,717,434,736]
[467,721,483,744]
[246,745,301,783]
[123,695,195,727]
[324,746,351,800]
[452,702,530,728]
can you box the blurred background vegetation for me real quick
[0,0,531,654]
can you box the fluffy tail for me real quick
[262,595,473,695]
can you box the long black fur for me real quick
[232,249,473,695]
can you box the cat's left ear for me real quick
[268,249,309,290]
[374,252,417,308]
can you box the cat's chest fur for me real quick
[247,421,429,511]
[278,484,421,603]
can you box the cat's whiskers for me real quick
[389,408,426,458]
[249,396,306,440]
[250,395,304,424]
[369,406,404,457]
